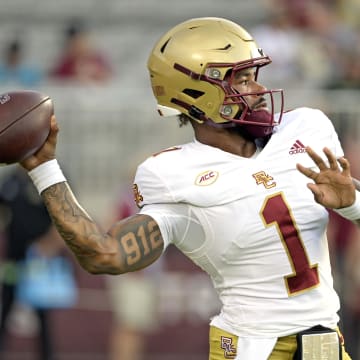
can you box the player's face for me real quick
[228,67,269,113]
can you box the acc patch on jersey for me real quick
[195,170,219,186]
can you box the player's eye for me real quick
[231,77,248,87]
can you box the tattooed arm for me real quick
[41,182,163,274]
[20,116,163,275]
[42,182,163,274]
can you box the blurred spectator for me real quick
[327,210,360,360]
[250,9,304,88]
[335,0,360,30]
[0,167,73,360]
[324,49,360,90]
[341,226,360,360]
[0,38,43,88]
[50,20,114,85]
[251,7,331,90]
[273,0,338,29]
[302,2,358,81]
[326,139,360,360]
[257,0,360,89]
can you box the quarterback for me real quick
[19,18,360,359]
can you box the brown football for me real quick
[0,90,53,164]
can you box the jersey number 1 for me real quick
[261,192,319,296]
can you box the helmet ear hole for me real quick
[182,89,204,99]
[224,68,232,80]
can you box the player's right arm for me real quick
[19,115,164,275]
[44,182,164,274]
[41,182,164,274]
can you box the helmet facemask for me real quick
[173,58,284,138]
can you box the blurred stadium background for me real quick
[0,0,359,359]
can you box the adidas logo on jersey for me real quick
[289,140,306,154]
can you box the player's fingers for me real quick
[307,183,324,204]
[47,115,59,145]
[50,115,59,132]
[323,147,340,170]
[296,163,317,180]
[305,147,327,170]
[337,156,351,176]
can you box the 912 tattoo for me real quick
[118,218,163,268]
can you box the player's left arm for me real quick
[297,146,360,226]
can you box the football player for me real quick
[20,18,360,359]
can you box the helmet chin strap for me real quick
[204,117,271,142]
[241,109,275,138]
[171,96,277,139]
[205,108,275,139]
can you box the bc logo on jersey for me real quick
[252,171,276,189]
[221,336,237,359]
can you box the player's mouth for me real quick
[252,99,269,111]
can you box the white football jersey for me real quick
[134,107,343,337]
